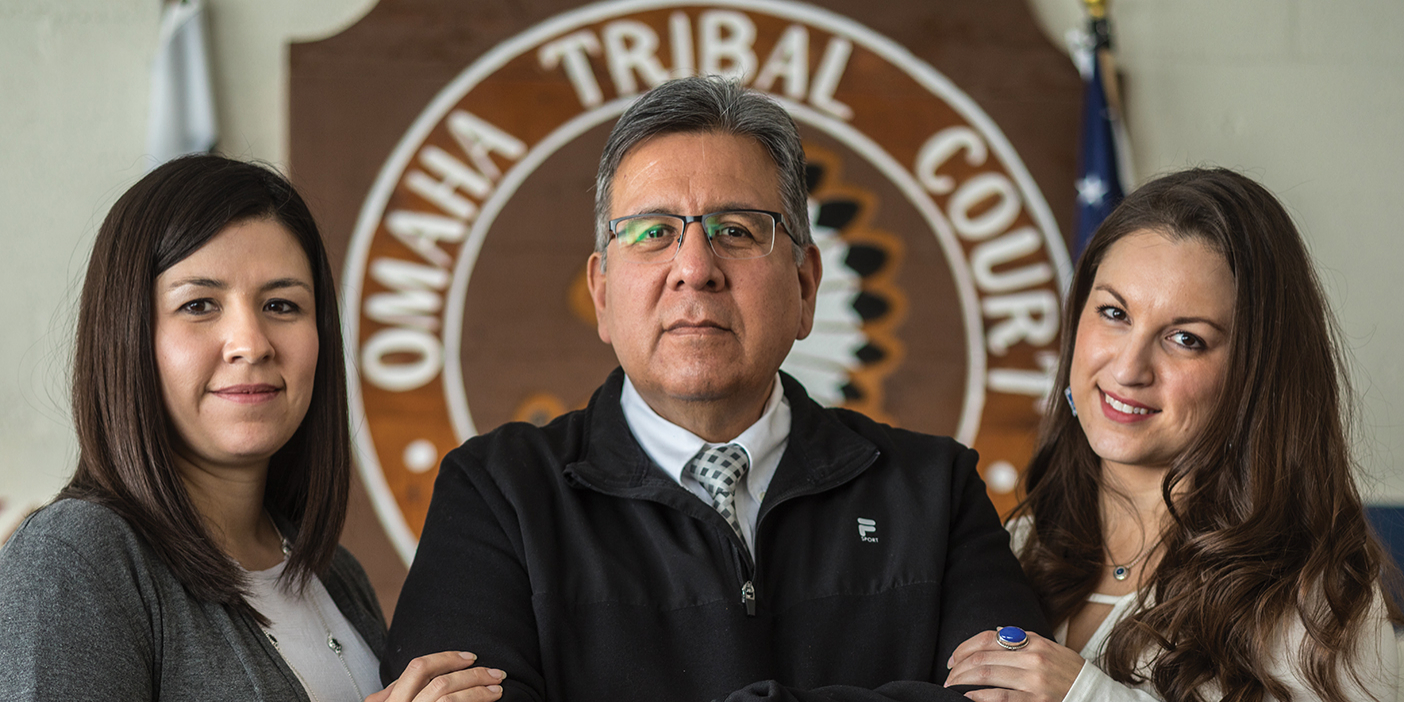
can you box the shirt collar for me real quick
[620,374,790,498]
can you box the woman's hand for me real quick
[944,628,1085,702]
[366,651,507,702]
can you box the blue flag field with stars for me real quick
[1074,51,1124,257]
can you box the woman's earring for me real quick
[1064,387,1077,417]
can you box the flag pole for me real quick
[1072,0,1129,256]
[1084,0,1124,126]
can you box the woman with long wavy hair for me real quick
[945,168,1400,701]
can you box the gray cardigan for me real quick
[0,498,388,701]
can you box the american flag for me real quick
[1073,5,1129,257]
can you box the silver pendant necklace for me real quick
[261,518,366,702]
[1107,526,1152,582]
[1107,535,1152,581]
[1110,550,1148,581]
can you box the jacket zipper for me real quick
[739,448,881,620]
[569,447,881,622]
[730,541,757,617]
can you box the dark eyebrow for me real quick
[707,202,770,213]
[164,277,313,295]
[1171,316,1229,334]
[627,202,769,216]
[165,277,224,291]
[262,278,314,295]
[1092,284,1127,309]
[1092,284,1229,334]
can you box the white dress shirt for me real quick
[620,374,790,555]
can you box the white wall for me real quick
[2,0,1402,533]
[0,0,376,535]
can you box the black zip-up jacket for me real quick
[385,369,1050,701]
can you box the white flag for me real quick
[146,0,217,170]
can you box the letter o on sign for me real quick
[949,172,1021,242]
[362,328,444,392]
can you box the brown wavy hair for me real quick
[1013,167,1401,701]
[60,155,351,624]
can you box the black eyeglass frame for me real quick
[605,209,795,262]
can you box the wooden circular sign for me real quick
[333,0,1072,563]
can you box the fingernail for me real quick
[490,668,506,680]
[488,684,502,693]
[946,656,953,669]
[460,652,476,661]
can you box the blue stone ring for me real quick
[996,625,1029,651]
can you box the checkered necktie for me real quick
[684,443,750,540]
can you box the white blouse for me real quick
[243,559,382,701]
[1007,517,1401,701]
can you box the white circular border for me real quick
[343,0,1072,563]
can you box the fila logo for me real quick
[857,518,879,543]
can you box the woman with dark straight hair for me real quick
[0,155,503,701]
[946,168,1400,701]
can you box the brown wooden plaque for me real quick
[291,0,1080,616]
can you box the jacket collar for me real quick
[566,368,879,506]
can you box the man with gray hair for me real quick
[384,76,1048,701]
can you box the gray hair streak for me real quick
[593,75,812,267]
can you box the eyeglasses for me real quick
[606,209,790,264]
